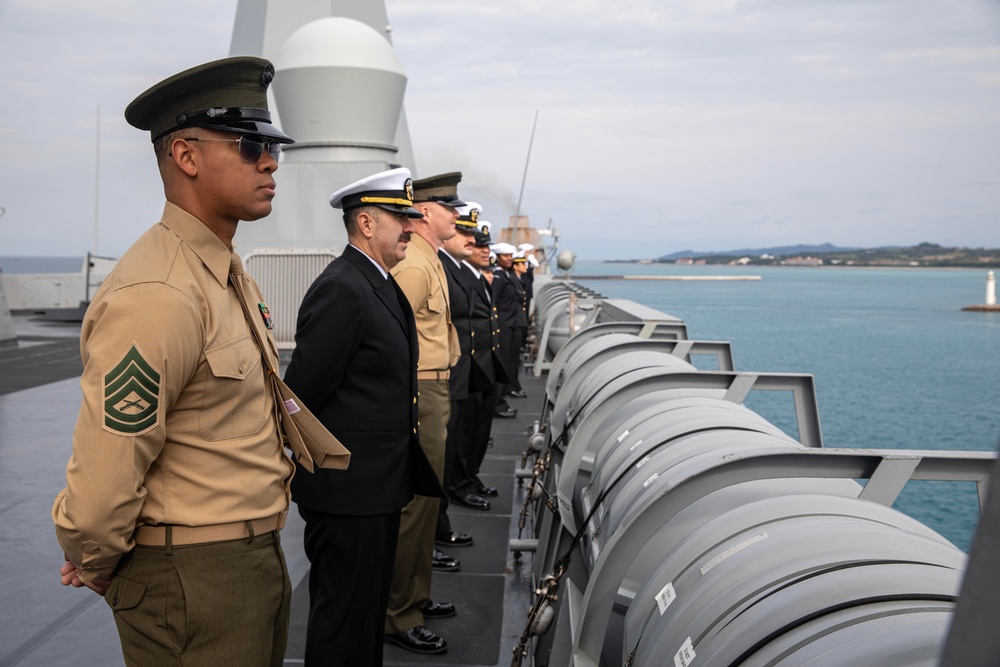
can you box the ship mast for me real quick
[509,109,539,243]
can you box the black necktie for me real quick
[481,275,491,303]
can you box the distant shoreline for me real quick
[599,261,994,272]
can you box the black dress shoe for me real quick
[494,408,517,419]
[421,599,457,619]
[385,625,448,654]
[432,548,460,572]
[435,531,474,547]
[476,483,499,497]
[506,389,528,398]
[454,493,490,511]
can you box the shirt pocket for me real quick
[427,295,446,314]
[199,336,268,441]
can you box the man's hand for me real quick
[60,555,112,596]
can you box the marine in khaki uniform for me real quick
[385,172,465,654]
[52,57,299,666]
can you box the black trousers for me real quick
[299,506,401,667]
[437,397,465,538]
[452,389,497,497]
[499,327,521,394]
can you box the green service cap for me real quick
[124,56,293,144]
[412,172,466,207]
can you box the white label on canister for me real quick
[674,637,696,667]
[283,398,301,415]
[617,428,631,443]
[700,532,768,575]
[655,581,676,615]
[636,455,651,469]
[630,438,644,452]
[643,472,659,488]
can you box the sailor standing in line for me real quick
[512,250,531,369]
[284,168,442,666]
[478,224,516,418]
[491,242,528,400]
[451,227,510,500]
[52,57,309,666]
[518,242,537,314]
[437,203,493,516]
[385,172,465,655]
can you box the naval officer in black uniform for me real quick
[491,242,529,399]
[285,168,441,666]
[438,202,492,515]
[451,228,510,499]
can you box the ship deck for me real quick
[0,312,539,667]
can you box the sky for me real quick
[1,0,998,260]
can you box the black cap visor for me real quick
[417,196,467,209]
[375,203,425,219]
[204,120,294,144]
[161,107,294,143]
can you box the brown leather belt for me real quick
[133,511,287,547]
[416,370,450,380]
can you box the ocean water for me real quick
[0,256,84,274]
[570,261,1000,552]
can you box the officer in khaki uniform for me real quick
[52,57,301,667]
[385,172,465,654]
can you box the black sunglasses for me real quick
[184,135,281,163]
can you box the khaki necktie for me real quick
[229,254,350,473]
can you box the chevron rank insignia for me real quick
[103,344,161,435]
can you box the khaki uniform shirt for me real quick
[390,234,460,371]
[52,202,294,582]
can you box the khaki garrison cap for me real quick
[124,56,293,144]
[412,172,467,207]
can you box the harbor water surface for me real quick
[572,260,1000,551]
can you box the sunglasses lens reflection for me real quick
[237,137,281,163]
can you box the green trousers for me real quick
[106,531,291,666]
[385,379,449,634]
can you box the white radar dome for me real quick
[557,250,576,272]
[272,17,407,149]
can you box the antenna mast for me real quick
[511,109,539,230]
[93,106,100,255]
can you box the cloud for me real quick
[1,0,999,260]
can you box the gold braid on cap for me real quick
[360,196,415,207]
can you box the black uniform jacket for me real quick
[286,244,441,516]
[464,264,509,390]
[493,268,528,331]
[439,249,474,401]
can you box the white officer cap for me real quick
[518,243,534,252]
[329,167,423,218]
[491,242,517,255]
[479,219,492,233]
[513,251,527,264]
[455,201,481,233]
